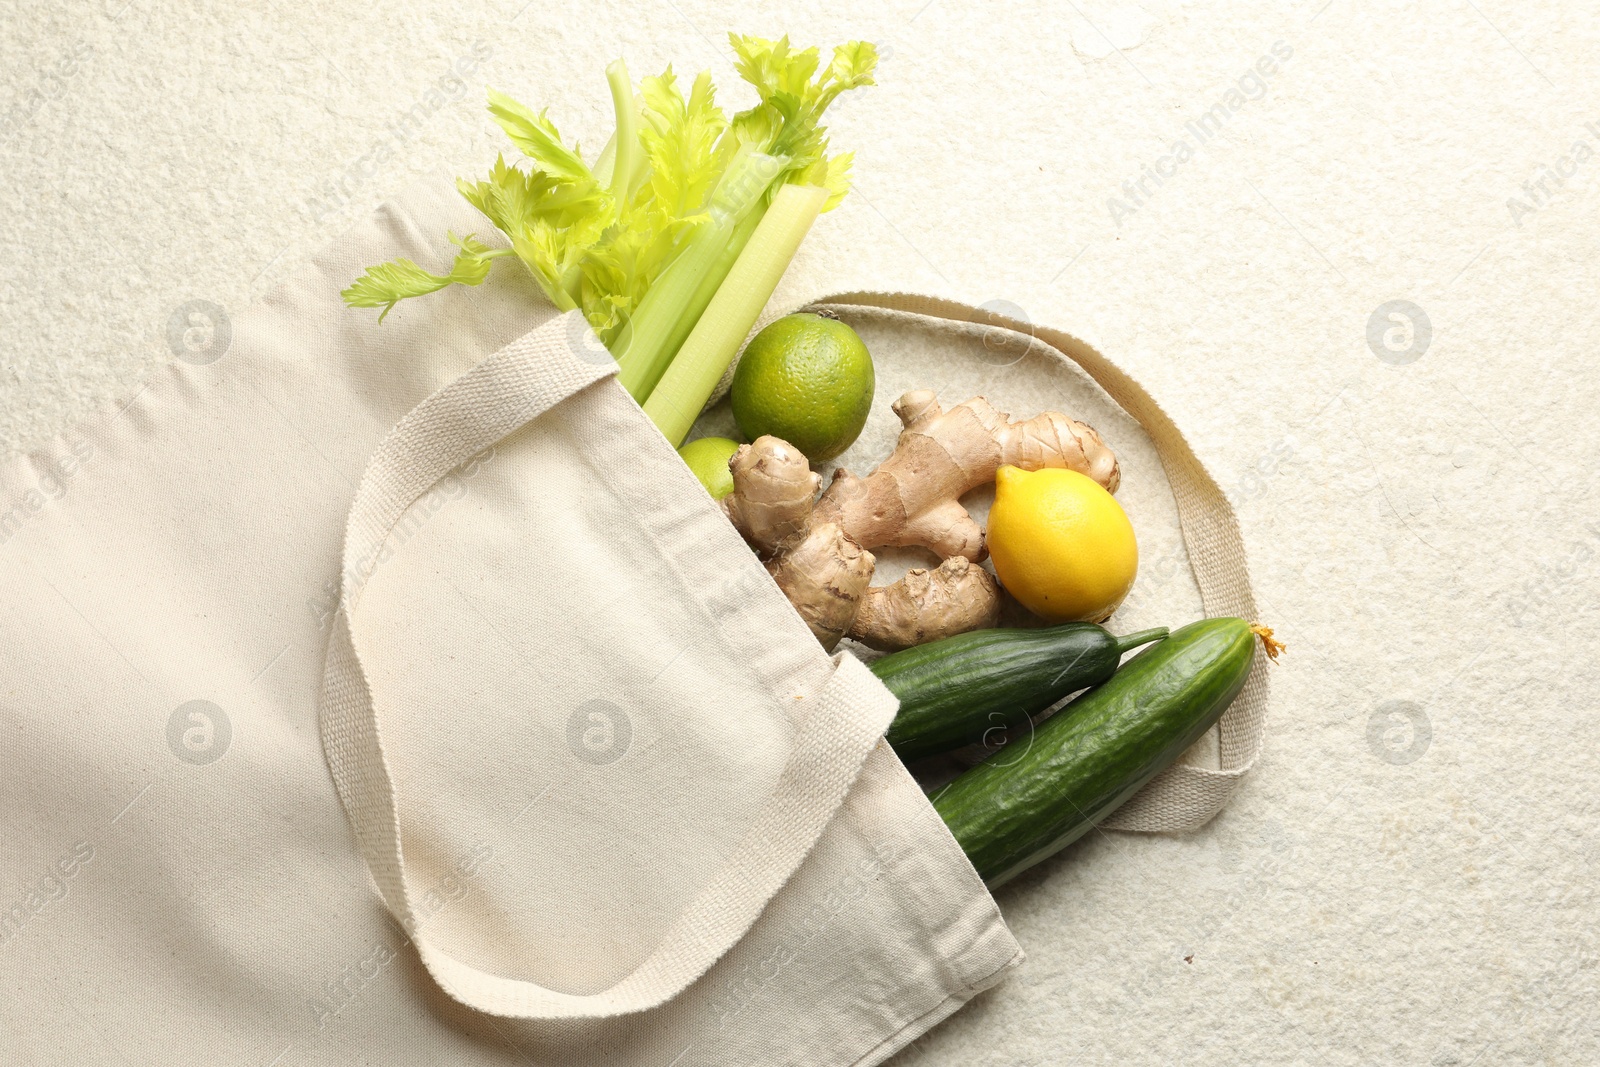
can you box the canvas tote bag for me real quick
[0,175,1265,1065]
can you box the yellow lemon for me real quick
[987,466,1138,622]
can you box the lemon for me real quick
[987,466,1138,622]
[678,436,741,500]
[730,313,874,462]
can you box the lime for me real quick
[730,314,875,463]
[677,436,742,500]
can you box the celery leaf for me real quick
[639,68,727,222]
[726,34,877,196]
[485,89,595,185]
[339,233,501,322]
[794,151,854,212]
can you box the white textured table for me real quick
[4,1,1597,1063]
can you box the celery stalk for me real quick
[678,201,768,344]
[603,61,643,201]
[592,131,617,189]
[614,149,784,400]
[643,184,829,446]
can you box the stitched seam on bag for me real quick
[844,943,1026,1067]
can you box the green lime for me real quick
[730,313,875,463]
[677,436,742,500]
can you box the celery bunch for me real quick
[342,35,876,441]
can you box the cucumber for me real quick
[872,624,1169,762]
[933,617,1258,887]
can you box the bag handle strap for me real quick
[809,292,1271,833]
[319,310,898,1019]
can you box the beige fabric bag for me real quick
[0,177,1264,1064]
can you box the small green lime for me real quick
[677,436,742,500]
[730,313,875,463]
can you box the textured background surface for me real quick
[4,0,1598,1063]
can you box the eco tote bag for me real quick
[0,175,1266,1065]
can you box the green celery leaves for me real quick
[340,233,506,322]
[341,36,876,337]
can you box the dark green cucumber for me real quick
[871,624,1168,762]
[933,617,1258,886]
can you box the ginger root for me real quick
[813,390,1119,561]
[722,438,875,649]
[721,391,1119,651]
[724,436,820,554]
[847,556,1002,651]
[767,522,874,648]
